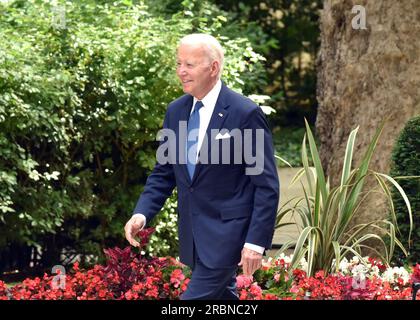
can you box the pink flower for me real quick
[170,269,185,288]
[290,285,301,294]
[236,275,253,289]
[125,291,133,300]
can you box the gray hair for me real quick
[179,33,224,79]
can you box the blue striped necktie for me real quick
[186,100,204,179]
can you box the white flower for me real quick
[350,256,360,264]
[381,267,410,285]
[338,258,350,274]
[382,268,395,283]
[262,257,273,268]
[276,253,293,264]
[351,264,369,279]
[370,266,380,277]
[300,259,308,273]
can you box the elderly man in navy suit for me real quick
[125,34,279,300]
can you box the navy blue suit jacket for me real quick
[133,83,279,268]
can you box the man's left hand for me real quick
[238,247,263,276]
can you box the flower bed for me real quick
[1,250,419,300]
[0,246,190,300]
[1,229,419,300]
[238,254,420,300]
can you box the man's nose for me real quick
[177,66,187,75]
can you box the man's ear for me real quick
[211,60,220,77]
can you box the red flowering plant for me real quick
[367,257,387,273]
[0,280,9,300]
[371,277,412,300]
[236,256,299,300]
[289,270,344,300]
[289,267,415,300]
[236,275,264,300]
[5,262,116,300]
[102,245,169,296]
[2,226,418,300]
[69,263,120,300]
[0,228,191,300]
[411,264,420,284]
[340,275,376,300]
[245,253,418,300]
[98,227,190,300]
[248,257,294,299]
[411,264,420,300]
[124,265,190,300]
[236,276,281,300]
[162,263,191,299]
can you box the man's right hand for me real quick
[124,215,146,247]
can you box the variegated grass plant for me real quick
[275,120,413,277]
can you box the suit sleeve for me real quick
[132,111,176,224]
[243,106,280,249]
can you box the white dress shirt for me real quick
[133,80,265,255]
[190,79,221,160]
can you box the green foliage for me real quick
[252,264,294,298]
[389,116,420,265]
[147,193,179,258]
[0,0,266,269]
[275,120,413,276]
[212,0,322,127]
[273,127,309,167]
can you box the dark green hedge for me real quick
[0,0,267,272]
[390,116,420,265]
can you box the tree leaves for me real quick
[0,0,266,265]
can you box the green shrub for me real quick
[390,116,420,265]
[273,126,311,167]
[0,0,266,270]
[147,192,179,258]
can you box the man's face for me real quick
[176,44,219,100]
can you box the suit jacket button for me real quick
[189,187,194,192]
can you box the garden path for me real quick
[269,167,307,257]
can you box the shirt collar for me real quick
[192,79,222,111]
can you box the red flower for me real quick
[239,289,248,300]
[314,270,325,279]
[292,269,307,281]
[4,246,416,300]
[412,264,420,283]
[0,281,9,300]
[368,257,387,272]
[136,227,156,248]
[181,278,190,292]
[170,269,185,288]
[263,293,279,300]
[249,283,263,300]
[145,287,159,299]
